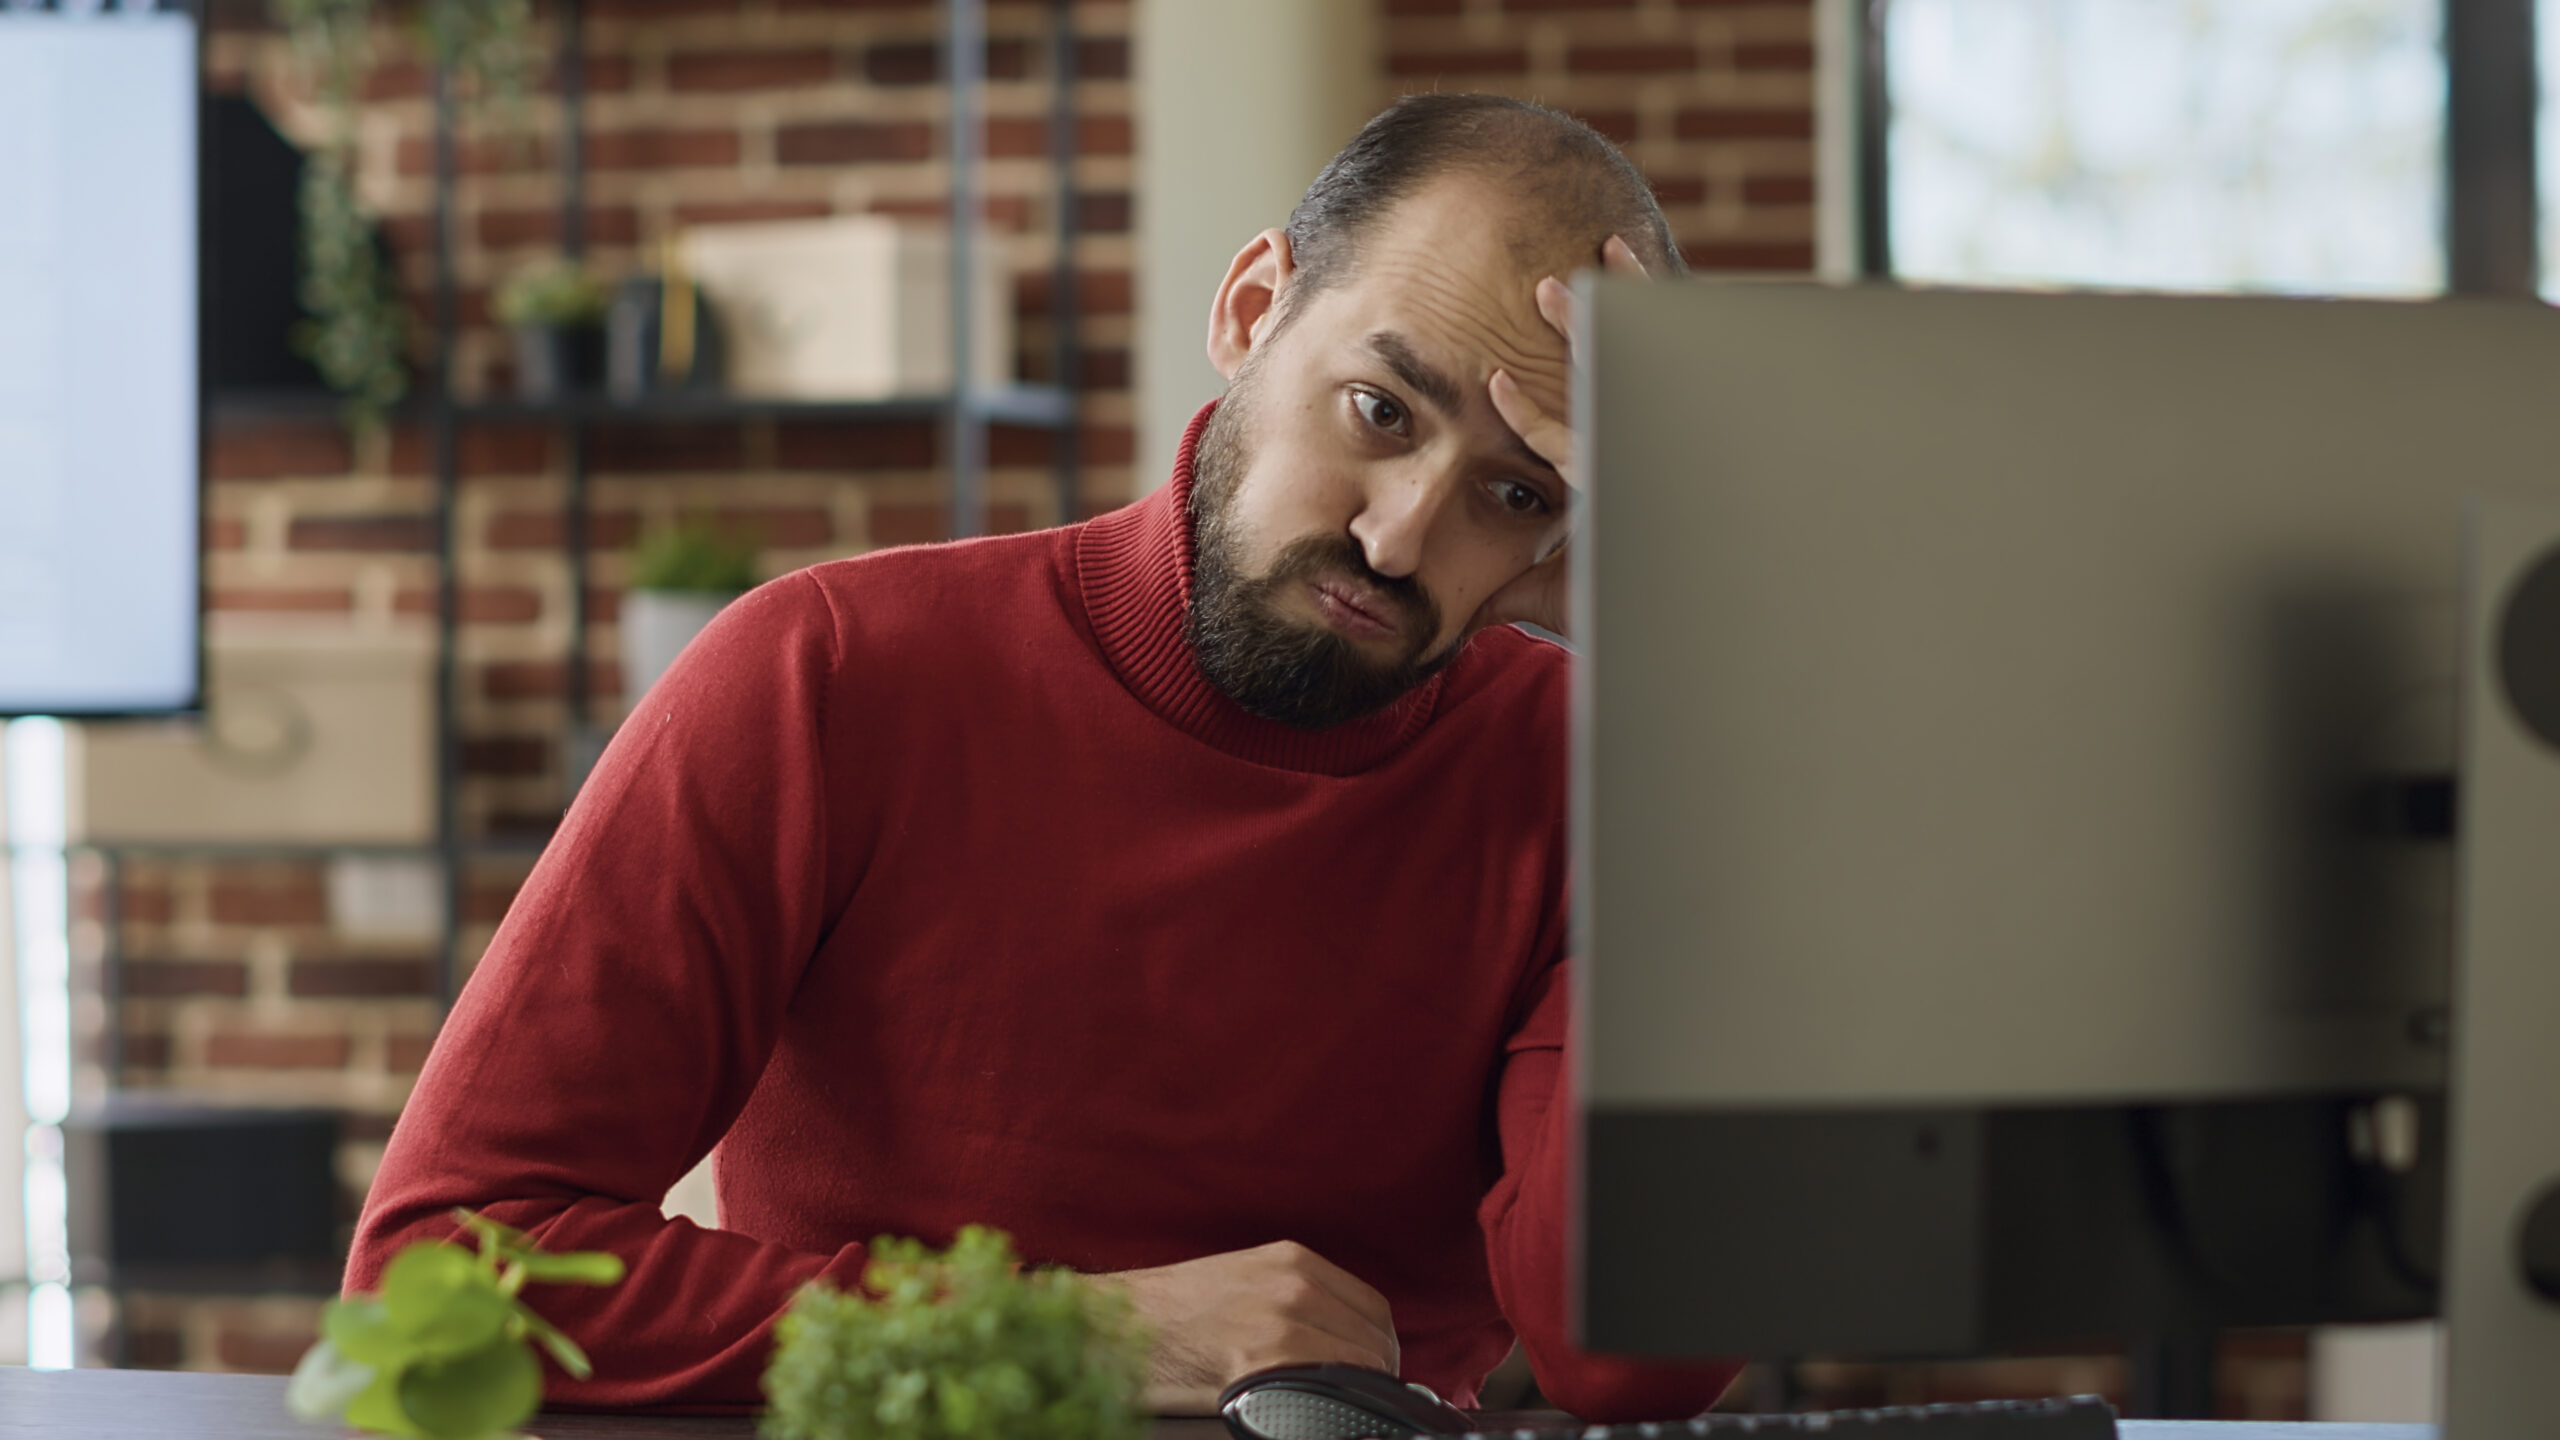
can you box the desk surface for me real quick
[0,1367,2436,1439]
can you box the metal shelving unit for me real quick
[194,0,1084,1008]
[24,3,1080,1365]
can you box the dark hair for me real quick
[1279,93,1685,318]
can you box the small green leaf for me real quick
[346,1363,427,1439]
[510,1250,626,1286]
[510,1301,594,1380]
[451,1207,530,1251]
[382,1245,512,1358]
[935,1373,983,1432]
[397,1337,543,1440]
[285,1337,377,1421]
[323,1297,409,1368]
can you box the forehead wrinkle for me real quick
[1364,332,1463,415]
[1356,268,1565,398]
[1308,219,1574,423]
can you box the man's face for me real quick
[1188,175,1580,730]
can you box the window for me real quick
[1873,0,2530,299]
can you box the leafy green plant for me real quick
[275,0,409,434]
[272,0,539,434]
[495,260,612,330]
[417,0,537,120]
[631,521,761,594]
[763,1226,1149,1440]
[287,1208,625,1440]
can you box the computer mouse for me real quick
[1219,1363,1475,1440]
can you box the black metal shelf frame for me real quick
[97,0,1082,1054]
[409,0,1084,1002]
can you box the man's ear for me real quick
[1207,228,1295,381]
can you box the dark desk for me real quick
[0,1368,1222,1439]
[0,1367,2436,1439]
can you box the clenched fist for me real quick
[1089,1240,1400,1415]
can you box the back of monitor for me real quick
[1572,283,2560,1361]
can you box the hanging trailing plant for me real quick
[271,0,539,434]
[417,0,537,123]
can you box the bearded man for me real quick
[351,93,1738,1421]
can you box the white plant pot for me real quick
[621,589,741,706]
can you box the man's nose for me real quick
[1347,464,1455,580]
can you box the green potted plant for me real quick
[763,1226,1148,1440]
[495,260,612,401]
[623,521,761,703]
[287,1209,623,1440]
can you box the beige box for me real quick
[66,623,435,846]
[680,216,1011,400]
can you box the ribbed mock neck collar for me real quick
[1077,402,1449,776]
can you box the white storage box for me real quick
[680,215,1012,400]
[66,622,436,846]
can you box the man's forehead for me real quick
[1309,230,1572,380]
[1357,175,1585,291]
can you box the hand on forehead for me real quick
[1300,176,1600,420]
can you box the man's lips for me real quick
[1307,576,1403,640]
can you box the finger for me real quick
[1489,368,1575,480]
[1533,275,1574,343]
[1602,233,1649,278]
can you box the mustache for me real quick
[1260,533,1441,640]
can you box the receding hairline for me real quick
[1270,94,1684,332]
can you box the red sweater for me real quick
[350,408,1737,1420]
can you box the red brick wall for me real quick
[1377,0,1818,273]
[203,0,1135,812]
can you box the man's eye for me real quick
[1494,480,1550,515]
[1352,389,1407,434]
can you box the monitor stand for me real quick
[2443,499,2560,1436]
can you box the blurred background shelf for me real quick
[208,384,1078,430]
[451,384,1077,428]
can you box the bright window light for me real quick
[1888,0,2445,296]
[5,717,72,1368]
[26,1281,70,1371]
[2540,0,2560,298]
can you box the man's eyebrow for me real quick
[1363,332,1464,416]
[1364,330,1563,485]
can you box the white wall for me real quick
[1133,0,1378,493]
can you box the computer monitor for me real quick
[0,0,201,718]
[1568,284,2560,1378]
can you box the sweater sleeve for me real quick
[347,571,863,1410]
[1479,960,1744,1422]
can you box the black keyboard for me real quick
[1451,1397,2116,1439]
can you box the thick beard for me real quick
[1185,383,1456,730]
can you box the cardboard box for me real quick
[680,216,1012,400]
[66,623,435,846]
